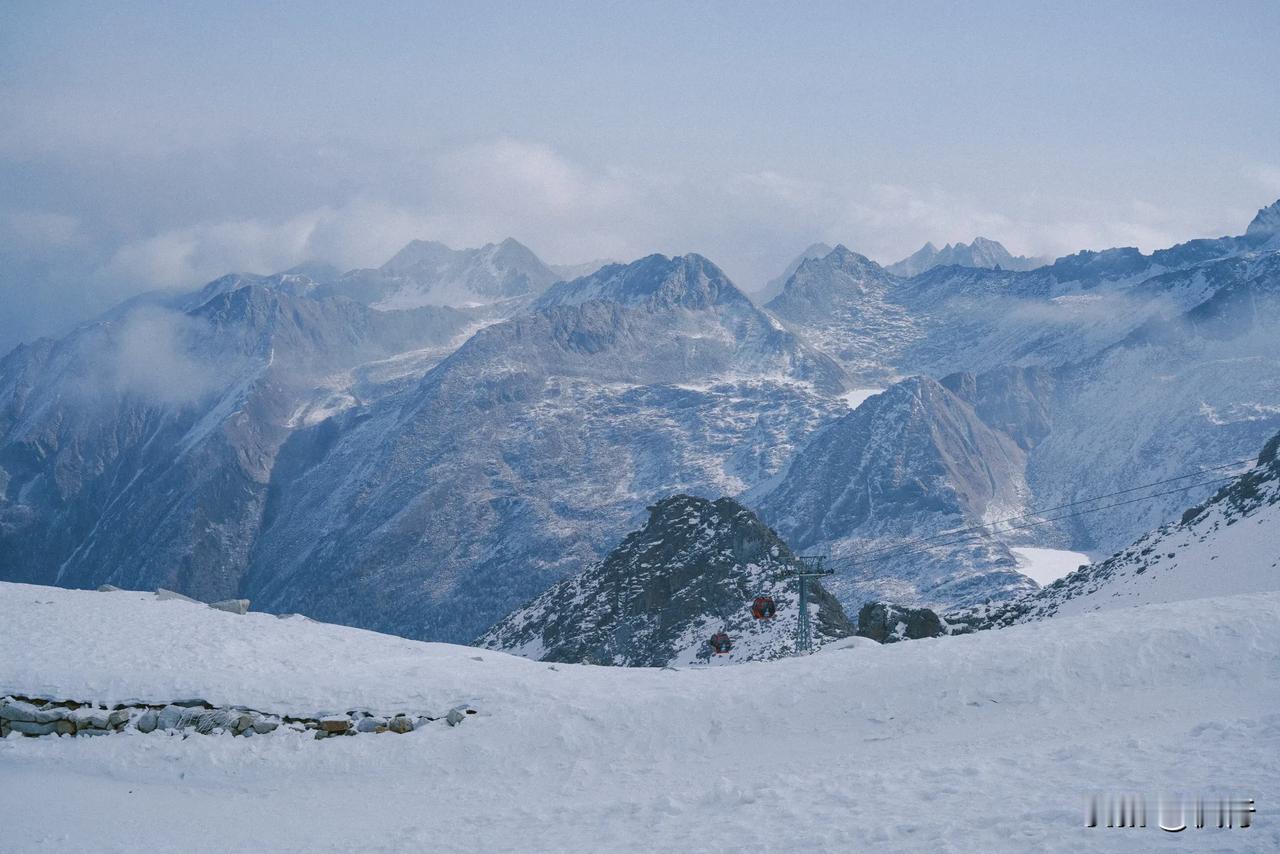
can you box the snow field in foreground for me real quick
[1,581,1278,853]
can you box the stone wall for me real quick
[0,695,476,740]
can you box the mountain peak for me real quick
[351,237,557,308]
[380,239,454,274]
[491,236,538,259]
[767,244,894,313]
[754,369,1035,607]
[756,242,836,303]
[534,252,749,311]
[479,494,854,665]
[824,244,881,267]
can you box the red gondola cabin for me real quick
[709,632,733,655]
[751,596,777,620]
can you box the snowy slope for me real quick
[2,580,1278,853]
[952,432,1280,630]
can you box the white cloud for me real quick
[439,138,632,214]
[103,203,449,289]
[100,307,226,406]
[106,215,317,289]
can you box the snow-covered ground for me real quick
[841,386,883,409]
[2,581,1278,853]
[1011,546,1093,585]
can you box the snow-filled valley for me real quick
[1010,547,1093,585]
[2,580,1278,853]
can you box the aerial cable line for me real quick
[836,456,1255,564]
[829,472,1237,570]
[826,456,1256,568]
[827,472,1241,572]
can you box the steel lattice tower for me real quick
[789,555,832,654]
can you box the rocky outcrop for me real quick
[480,495,855,665]
[855,602,948,643]
[145,587,253,614]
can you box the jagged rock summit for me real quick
[887,237,1047,277]
[478,495,854,665]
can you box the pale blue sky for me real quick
[2,1,1279,347]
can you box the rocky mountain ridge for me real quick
[886,237,1047,276]
[239,252,853,641]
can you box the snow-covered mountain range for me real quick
[749,203,1280,614]
[245,253,849,642]
[2,200,1278,644]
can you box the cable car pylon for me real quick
[782,555,833,655]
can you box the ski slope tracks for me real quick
[1,581,1277,853]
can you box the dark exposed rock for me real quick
[856,602,948,644]
[136,710,159,733]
